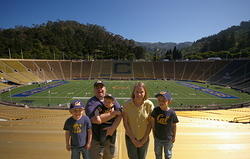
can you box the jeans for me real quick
[125,135,149,159]
[71,147,90,159]
[154,137,173,159]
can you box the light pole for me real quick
[9,88,12,103]
[8,48,11,59]
[48,90,51,107]
[21,49,23,59]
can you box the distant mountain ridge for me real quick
[135,41,193,51]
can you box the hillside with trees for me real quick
[183,20,250,59]
[1,20,250,61]
[0,20,146,60]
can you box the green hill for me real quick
[182,21,250,59]
[0,20,145,60]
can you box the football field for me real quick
[1,80,249,108]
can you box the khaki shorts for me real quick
[90,138,118,159]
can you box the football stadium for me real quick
[1,1,250,158]
[0,59,250,159]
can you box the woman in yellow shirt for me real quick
[123,82,154,159]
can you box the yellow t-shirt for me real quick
[123,99,154,140]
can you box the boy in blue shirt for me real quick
[151,91,179,159]
[64,100,92,159]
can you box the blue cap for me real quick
[70,100,84,109]
[155,91,172,100]
[94,80,105,87]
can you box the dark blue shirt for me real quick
[151,107,179,141]
[63,115,92,148]
[85,96,121,140]
[94,105,117,127]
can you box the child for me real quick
[151,91,179,159]
[64,99,92,159]
[93,94,122,158]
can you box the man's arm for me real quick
[104,114,122,136]
[91,110,118,124]
[91,109,102,124]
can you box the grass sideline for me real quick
[1,80,250,108]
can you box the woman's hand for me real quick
[131,137,143,147]
[84,143,91,150]
[66,145,71,151]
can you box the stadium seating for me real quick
[176,107,250,123]
[133,62,145,79]
[182,62,198,80]
[47,61,64,80]
[0,104,68,120]
[71,61,82,79]
[0,59,249,93]
[153,62,164,79]
[0,83,10,90]
[20,60,45,81]
[99,60,112,79]
[89,60,102,78]
[60,61,72,80]
[0,60,32,84]
[143,62,155,79]
[81,61,92,78]
[33,60,57,80]
[163,62,175,79]
[208,60,250,93]
[3,60,42,83]
[174,62,186,80]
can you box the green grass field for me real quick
[1,80,250,108]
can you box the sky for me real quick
[0,0,250,43]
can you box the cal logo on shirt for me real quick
[72,123,82,133]
[156,114,169,125]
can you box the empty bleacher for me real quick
[0,59,249,94]
[0,60,30,84]
[81,61,92,79]
[71,61,82,79]
[33,60,57,80]
[163,61,174,79]
[90,60,102,79]
[133,62,145,79]
[144,62,155,79]
[177,107,250,123]
[60,61,72,80]
[0,83,10,91]
[99,60,112,79]
[3,60,42,83]
[182,62,199,80]
[174,62,186,80]
[47,61,64,80]
[0,104,68,120]
[153,62,164,79]
[207,60,250,93]
[20,60,45,81]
